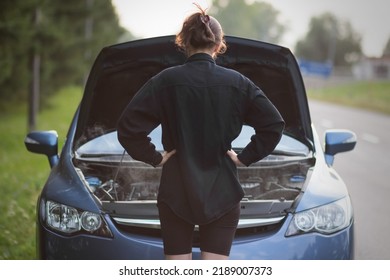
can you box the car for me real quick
[25,35,356,260]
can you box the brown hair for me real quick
[175,3,226,57]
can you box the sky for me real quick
[112,0,390,57]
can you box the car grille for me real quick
[112,216,285,241]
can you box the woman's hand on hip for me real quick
[157,149,177,167]
[226,149,245,167]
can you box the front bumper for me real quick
[37,214,354,260]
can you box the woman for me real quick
[117,5,284,260]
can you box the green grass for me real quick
[307,80,390,115]
[0,80,388,259]
[0,86,82,259]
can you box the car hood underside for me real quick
[74,35,313,150]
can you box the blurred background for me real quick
[1,0,389,259]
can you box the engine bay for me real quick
[75,157,313,204]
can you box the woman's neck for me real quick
[187,48,214,57]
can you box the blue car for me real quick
[25,36,356,259]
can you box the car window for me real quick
[76,125,309,157]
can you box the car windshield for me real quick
[76,125,309,158]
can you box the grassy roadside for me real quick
[0,80,388,259]
[307,80,390,115]
[0,86,82,259]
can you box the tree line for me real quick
[0,0,129,129]
[210,0,366,66]
[211,0,388,60]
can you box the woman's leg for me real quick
[201,251,228,260]
[158,202,195,259]
[199,203,240,260]
[165,253,193,260]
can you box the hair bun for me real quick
[200,14,210,25]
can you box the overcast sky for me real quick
[112,0,390,57]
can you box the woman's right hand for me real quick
[157,149,177,167]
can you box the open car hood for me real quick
[74,35,313,150]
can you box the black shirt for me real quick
[117,53,284,224]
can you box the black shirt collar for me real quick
[186,53,215,64]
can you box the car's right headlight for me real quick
[44,200,112,238]
[286,196,353,236]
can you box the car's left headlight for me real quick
[44,200,113,238]
[286,196,353,236]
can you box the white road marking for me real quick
[320,119,333,128]
[361,133,380,144]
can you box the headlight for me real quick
[45,200,112,237]
[286,196,353,236]
[81,212,102,231]
[47,201,80,233]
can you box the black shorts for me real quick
[157,202,240,256]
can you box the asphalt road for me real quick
[308,100,390,260]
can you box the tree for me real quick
[40,0,126,97]
[210,0,285,44]
[0,0,38,106]
[0,0,127,130]
[295,13,362,67]
[382,37,390,57]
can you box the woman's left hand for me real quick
[226,149,245,167]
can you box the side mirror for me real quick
[25,130,59,168]
[324,129,357,166]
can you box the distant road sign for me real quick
[298,59,333,78]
